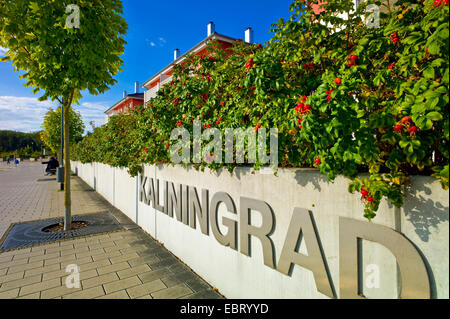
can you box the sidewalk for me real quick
[0,161,223,299]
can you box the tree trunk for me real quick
[63,100,72,231]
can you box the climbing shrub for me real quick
[72,0,449,220]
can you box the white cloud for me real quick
[145,38,158,48]
[75,101,109,131]
[0,96,56,132]
[78,101,107,112]
[0,96,109,133]
[0,47,7,57]
[158,37,166,43]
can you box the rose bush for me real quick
[72,0,449,220]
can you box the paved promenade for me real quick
[0,161,222,299]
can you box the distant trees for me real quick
[0,130,43,157]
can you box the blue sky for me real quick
[0,0,294,133]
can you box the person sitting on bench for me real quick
[43,157,59,175]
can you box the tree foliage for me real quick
[40,106,85,155]
[0,0,128,103]
[0,130,44,158]
[0,130,42,152]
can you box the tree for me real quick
[0,0,127,230]
[17,145,32,158]
[40,106,85,155]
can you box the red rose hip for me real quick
[409,126,418,134]
[401,116,411,124]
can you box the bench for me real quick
[49,168,57,175]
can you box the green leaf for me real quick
[426,111,443,121]
[399,140,410,149]
[423,67,435,80]
[428,41,440,55]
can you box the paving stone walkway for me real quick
[0,161,223,299]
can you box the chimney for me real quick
[245,27,253,44]
[174,48,180,61]
[123,90,127,98]
[207,21,215,37]
[134,81,139,94]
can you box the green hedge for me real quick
[72,0,449,220]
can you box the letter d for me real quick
[339,217,430,299]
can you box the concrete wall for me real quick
[114,166,138,223]
[71,161,449,299]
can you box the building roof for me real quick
[104,93,144,115]
[125,93,144,98]
[142,32,238,89]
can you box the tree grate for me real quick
[0,212,123,251]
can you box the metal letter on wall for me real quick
[210,192,238,250]
[188,186,209,235]
[181,185,189,225]
[139,176,147,204]
[339,217,430,299]
[146,177,156,207]
[277,208,334,298]
[239,197,276,269]
[166,181,182,222]
[155,179,165,213]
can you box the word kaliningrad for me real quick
[139,176,431,299]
